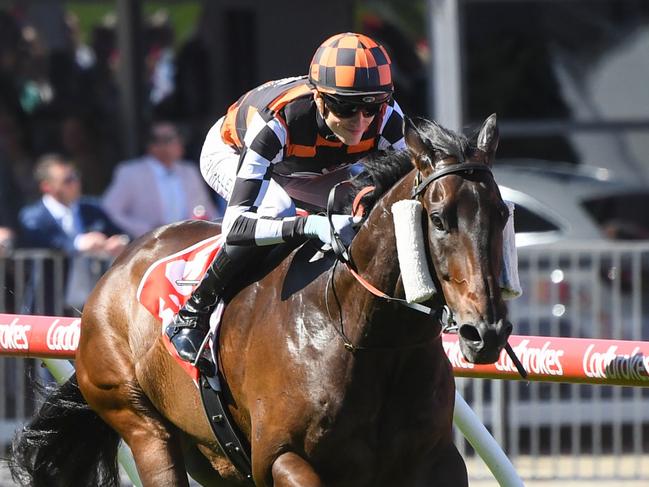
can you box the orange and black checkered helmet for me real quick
[309,32,393,98]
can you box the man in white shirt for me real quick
[102,121,218,238]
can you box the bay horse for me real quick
[11,114,512,487]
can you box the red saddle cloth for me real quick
[136,235,223,382]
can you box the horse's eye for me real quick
[430,213,445,231]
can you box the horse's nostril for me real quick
[459,324,481,343]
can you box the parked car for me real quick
[493,160,649,340]
[494,159,649,247]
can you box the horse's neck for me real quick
[350,203,400,295]
[350,174,414,291]
[340,176,432,345]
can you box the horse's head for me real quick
[405,114,512,364]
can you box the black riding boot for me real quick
[165,244,249,364]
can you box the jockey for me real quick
[166,32,407,363]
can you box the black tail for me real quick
[9,373,121,487]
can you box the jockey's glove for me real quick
[304,214,362,246]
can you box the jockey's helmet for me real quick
[309,32,393,104]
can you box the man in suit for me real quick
[18,154,129,313]
[102,121,218,238]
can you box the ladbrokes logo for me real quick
[46,319,80,351]
[0,319,31,350]
[443,338,565,376]
[583,344,649,381]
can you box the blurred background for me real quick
[0,0,649,485]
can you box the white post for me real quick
[428,0,464,131]
[42,359,143,487]
[454,391,524,487]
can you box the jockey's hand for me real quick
[304,215,362,246]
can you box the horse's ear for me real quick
[476,113,499,166]
[404,117,432,171]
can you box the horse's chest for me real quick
[307,365,454,485]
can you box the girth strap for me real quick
[199,375,254,484]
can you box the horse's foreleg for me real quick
[270,452,323,487]
[122,422,190,487]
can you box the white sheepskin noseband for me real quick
[500,201,522,300]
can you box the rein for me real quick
[325,259,452,353]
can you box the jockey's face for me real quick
[315,92,375,146]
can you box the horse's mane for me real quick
[351,118,474,214]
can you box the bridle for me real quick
[328,161,493,265]
[325,163,528,378]
[327,160,493,315]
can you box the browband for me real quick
[411,162,492,198]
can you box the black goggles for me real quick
[322,93,389,118]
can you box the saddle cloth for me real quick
[136,235,224,382]
[137,235,254,477]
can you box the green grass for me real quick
[66,1,201,46]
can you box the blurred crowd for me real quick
[0,6,221,236]
[0,5,221,314]
[0,4,431,315]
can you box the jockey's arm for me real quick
[221,117,309,246]
[221,100,407,246]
